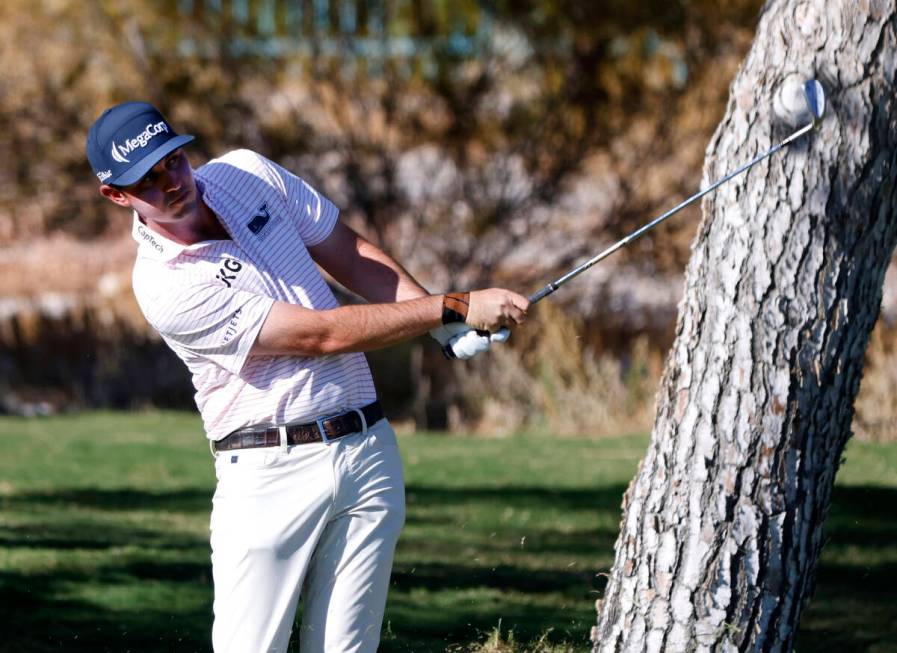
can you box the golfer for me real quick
[86,101,528,652]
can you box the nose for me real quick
[159,170,185,201]
[161,168,181,192]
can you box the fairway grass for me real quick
[0,411,895,652]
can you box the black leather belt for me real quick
[213,401,384,452]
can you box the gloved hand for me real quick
[429,324,510,360]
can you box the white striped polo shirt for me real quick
[131,149,377,440]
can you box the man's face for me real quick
[100,148,198,223]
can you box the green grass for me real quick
[0,412,895,652]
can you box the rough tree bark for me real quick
[592,1,897,651]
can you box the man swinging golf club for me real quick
[86,101,528,653]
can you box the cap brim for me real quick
[110,134,195,187]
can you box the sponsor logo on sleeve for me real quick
[246,202,272,237]
[111,121,169,164]
[223,308,242,344]
[216,258,243,288]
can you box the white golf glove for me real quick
[429,324,511,360]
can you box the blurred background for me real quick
[2,0,895,440]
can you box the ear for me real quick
[99,184,132,208]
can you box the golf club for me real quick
[491,78,825,342]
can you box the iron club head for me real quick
[803,79,825,126]
[775,76,825,128]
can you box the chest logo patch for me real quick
[247,202,272,236]
[216,258,243,287]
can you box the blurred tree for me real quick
[593,1,897,650]
[0,0,762,257]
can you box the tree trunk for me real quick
[593,1,897,650]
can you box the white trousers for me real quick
[209,419,405,653]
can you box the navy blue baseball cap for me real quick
[86,102,195,186]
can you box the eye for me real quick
[165,151,182,169]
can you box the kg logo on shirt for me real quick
[216,258,243,287]
[247,202,272,237]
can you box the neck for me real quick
[144,197,230,245]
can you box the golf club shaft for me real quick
[526,120,816,305]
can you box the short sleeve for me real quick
[199,150,340,246]
[140,281,275,375]
[269,160,339,246]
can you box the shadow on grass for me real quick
[382,484,629,649]
[0,519,205,552]
[406,484,627,512]
[391,560,591,595]
[1,487,214,651]
[795,559,897,652]
[0,565,213,653]
[793,485,897,652]
[3,487,212,512]
[1,487,211,552]
[0,483,894,652]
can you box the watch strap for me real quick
[442,292,470,325]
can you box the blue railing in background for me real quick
[176,0,494,64]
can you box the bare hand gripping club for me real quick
[492,79,825,342]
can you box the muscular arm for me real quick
[308,221,429,303]
[253,222,529,357]
[254,295,443,356]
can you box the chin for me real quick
[172,199,196,218]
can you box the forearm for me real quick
[254,295,443,356]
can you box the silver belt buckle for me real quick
[315,413,338,444]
